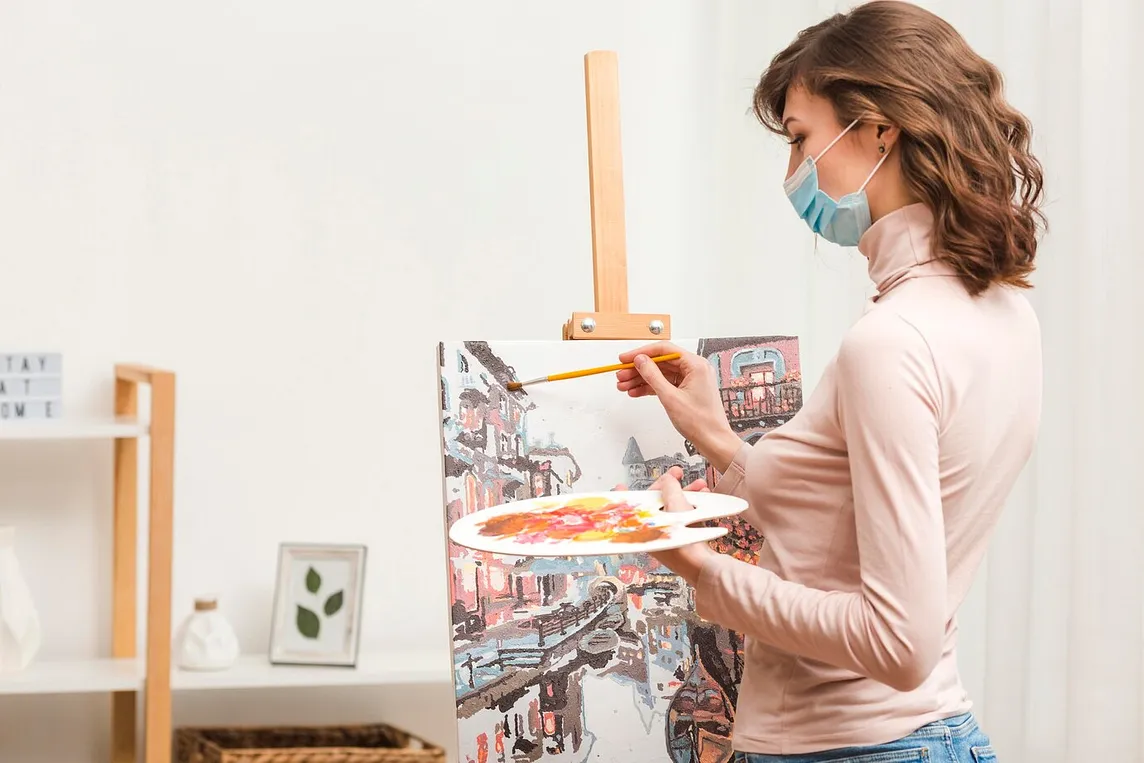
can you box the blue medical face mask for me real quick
[783,119,890,247]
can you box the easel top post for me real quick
[584,50,628,315]
[566,50,671,342]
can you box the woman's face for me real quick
[782,85,887,201]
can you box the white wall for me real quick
[0,2,737,762]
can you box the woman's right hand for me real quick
[614,342,743,473]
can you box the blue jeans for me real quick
[733,713,997,762]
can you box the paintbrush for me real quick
[506,352,681,391]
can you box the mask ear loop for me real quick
[858,145,891,191]
[813,118,860,164]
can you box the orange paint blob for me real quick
[476,498,669,545]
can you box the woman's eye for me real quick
[787,136,805,147]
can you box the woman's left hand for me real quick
[613,465,715,586]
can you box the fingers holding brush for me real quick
[615,342,687,397]
[615,361,684,398]
[615,345,738,472]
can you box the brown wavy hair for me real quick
[755,1,1044,296]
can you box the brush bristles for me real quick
[507,376,546,391]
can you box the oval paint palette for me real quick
[448,490,749,557]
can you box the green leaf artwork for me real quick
[324,590,344,617]
[296,605,321,639]
[305,567,322,594]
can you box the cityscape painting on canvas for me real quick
[437,336,802,763]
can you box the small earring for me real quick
[878,143,886,154]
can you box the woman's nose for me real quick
[784,152,801,182]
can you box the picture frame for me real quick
[268,542,367,667]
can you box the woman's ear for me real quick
[876,123,902,154]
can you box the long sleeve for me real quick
[712,440,751,500]
[694,312,947,692]
[713,440,775,534]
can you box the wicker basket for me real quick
[174,723,446,763]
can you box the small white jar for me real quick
[173,596,239,671]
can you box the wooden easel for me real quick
[562,51,671,342]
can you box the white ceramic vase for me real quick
[0,526,42,672]
[173,597,239,671]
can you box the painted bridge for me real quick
[455,577,626,717]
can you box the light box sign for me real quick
[0,353,62,420]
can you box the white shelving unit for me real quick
[0,364,176,763]
[0,652,445,696]
[1,364,451,762]
[0,415,147,440]
[171,652,446,692]
[0,657,142,696]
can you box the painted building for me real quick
[440,342,585,636]
[527,440,582,498]
[622,436,706,490]
[697,335,802,445]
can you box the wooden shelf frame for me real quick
[112,363,176,763]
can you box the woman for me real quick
[616,2,1043,761]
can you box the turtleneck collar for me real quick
[857,202,948,300]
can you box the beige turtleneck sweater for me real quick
[697,203,1042,754]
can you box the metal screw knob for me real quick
[580,317,596,333]
[648,319,664,335]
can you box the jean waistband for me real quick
[909,712,978,739]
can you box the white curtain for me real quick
[709,1,1144,760]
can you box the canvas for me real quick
[437,337,803,763]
